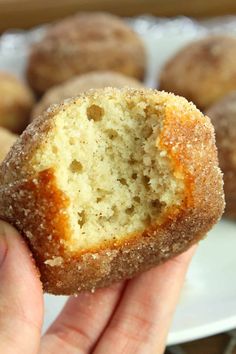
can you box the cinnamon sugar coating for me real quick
[0,88,224,294]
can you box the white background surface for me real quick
[1,16,236,345]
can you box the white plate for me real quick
[169,219,236,345]
[1,15,236,345]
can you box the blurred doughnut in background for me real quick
[206,91,236,219]
[0,127,17,162]
[0,71,34,133]
[31,70,144,119]
[159,35,236,110]
[26,12,146,95]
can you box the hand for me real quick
[0,220,195,354]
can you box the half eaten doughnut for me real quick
[0,88,224,294]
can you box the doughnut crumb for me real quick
[32,92,185,251]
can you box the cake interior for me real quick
[33,92,185,250]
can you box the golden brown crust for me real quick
[0,72,34,133]
[32,70,144,119]
[206,91,236,219]
[159,35,236,110]
[26,13,146,95]
[0,88,224,295]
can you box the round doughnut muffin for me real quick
[159,35,236,110]
[0,127,17,163]
[32,70,144,119]
[206,91,236,218]
[0,88,224,295]
[0,72,34,133]
[26,12,146,95]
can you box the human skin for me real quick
[0,220,195,354]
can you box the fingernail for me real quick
[0,234,7,267]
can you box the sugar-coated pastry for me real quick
[0,88,224,295]
[27,13,146,94]
[206,91,236,219]
[0,72,34,133]
[32,71,144,119]
[159,35,236,110]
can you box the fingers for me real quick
[93,246,196,354]
[40,281,126,354]
[0,221,43,354]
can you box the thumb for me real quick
[0,221,43,354]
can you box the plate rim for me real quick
[168,310,236,345]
